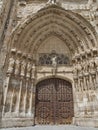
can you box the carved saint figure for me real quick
[15,58,20,75]
[89,58,95,73]
[21,58,26,77]
[73,62,78,78]
[7,57,15,74]
[31,64,36,79]
[82,60,89,75]
[77,61,83,76]
[27,61,32,78]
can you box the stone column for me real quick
[23,78,29,116]
[2,74,10,115]
[2,49,16,115]
[83,76,86,91]
[31,64,36,125]
[9,87,15,113]
[26,55,32,116]
[16,53,26,115]
[95,55,98,91]
[90,73,96,90]
[89,73,93,90]
[14,51,21,114]
[32,82,36,125]
[28,79,34,116]
[85,75,89,90]
[15,77,23,114]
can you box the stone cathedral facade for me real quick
[0,0,98,128]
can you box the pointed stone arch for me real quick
[10,5,97,56]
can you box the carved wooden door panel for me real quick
[35,78,74,125]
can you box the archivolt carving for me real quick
[31,29,79,54]
[10,6,97,56]
[26,21,85,53]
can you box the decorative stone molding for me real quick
[1,1,98,128]
[10,6,97,57]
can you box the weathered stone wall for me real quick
[0,0,18,128]
[1,0,98,128]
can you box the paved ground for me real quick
[1,125,98,130]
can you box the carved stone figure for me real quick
[20,57,26,77]
[7,57,15,74]
[15,53,21,75]
[82,60,89,75]
[26,60,32,78]
[89,58,95,74]
[73,62,78,78]
[77,61,83,77]
[31,64,36,79]
[51,56,57,68]
[15,59,20,75]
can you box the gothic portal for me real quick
[1,0,98,128]
[35,78,74,125]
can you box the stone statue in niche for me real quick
[27,60,32,78]
[20,56,26,77]
[82,59,89,75]
[7,57,15,74]
[77,61,83,76]
[15,59,20,75]
[73,62,78,78]
[89,58,95,73]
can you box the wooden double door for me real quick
[35,78,74,125]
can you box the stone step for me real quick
[1,125,98,130]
